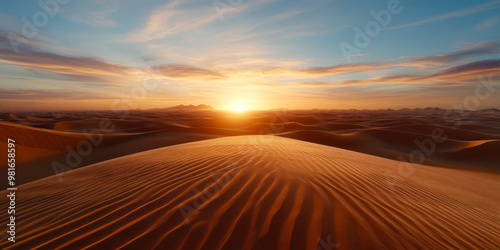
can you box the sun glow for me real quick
[231,103,247,113]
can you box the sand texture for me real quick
[1,135,498,249]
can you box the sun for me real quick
[231,103,247,113]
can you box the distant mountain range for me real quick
[148,104,216,111]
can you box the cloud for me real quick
[387,0,500,30]
[126,0,275,42]
[220,62,392,78]
[338,59,500,86]
[429,59,500,79]
[228,43,500,78]
[2,32,498,92]
[0,27,63,53]
[0,89,110,100]
[61,0,119,27]
[0,77,87,84]
[126,1,219,42]
[63,9,118,27]
[135,42,500,83]
[298,62,389,75]
[299,81,337,87]
[476,17,498,31]
[223,10,311,42]
[224,23,315,43]
[0,35,143,83]
[0,48,136,82]
[0,40,221,82]
[0,33,233,82]
[155,64,226,79]
[400,42,500,66]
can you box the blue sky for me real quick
[0,0,499,110]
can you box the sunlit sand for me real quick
[1,109,499,249]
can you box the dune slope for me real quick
[0,121,221,188]
[1,136,499,249]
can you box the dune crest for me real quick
[1,136,498,249]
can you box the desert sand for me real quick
[1,108,499,249]
[0,135,498,249]
[2,108,500,189]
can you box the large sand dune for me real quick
[2,109,499,189]
[1,136,498,249]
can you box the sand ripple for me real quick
[1,136,499,249]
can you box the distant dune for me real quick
[0,120,219,188]
[1,136,498,249]
[1,109,499,249]
[148,104,216,111]
[1,109,500,189]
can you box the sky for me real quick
[0,0,499,111]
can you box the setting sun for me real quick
[231,103,247,113]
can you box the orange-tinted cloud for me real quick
[0,48,136,82]
[0,89,111,100]
[399,42,500,66]
[339,59,500,86]
[155,65,226,79]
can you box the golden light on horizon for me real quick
[231,103,247,113]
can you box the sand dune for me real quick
[1,136,498,249]
[0,121,220,188]
[277,128,499,171]
[0,121,135,165]
[446,140,500,162]
[53,119,188,133]
[0,121,91,151]
[386,124,500,140]
[2,109,500,190]
[241,122,328,133]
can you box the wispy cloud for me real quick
[126,0,276,42]
[0,49,131,76]
[338,59,500,86]
[398,42,500,66]
[156,64,226,79]
[0,89,111,100]
[211,9,314,43]
[61,0,120,27]
[387,0,500,30]
[224,23,317,43]
[299,81,338,87]
[126,1,218,42]
[0,78,87,84]
[0,30,140,83]
[298,62,389,76]
[218,43,499,78]
[63,9,118,27]
[476,17,498,31]
[1,34,498,94]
